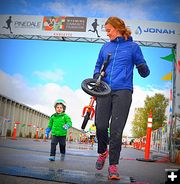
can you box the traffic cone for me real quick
[144,110,153,160]
[12,124,17,140]
[34,127,39,141]
[136,110,156,162]
[43,134,47,142]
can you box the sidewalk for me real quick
[0,137,179,184]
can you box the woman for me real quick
[93,16,150,180]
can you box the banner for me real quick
[0,15,180,43]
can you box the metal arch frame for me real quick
[0,33,178,162]
[0,34,176,48]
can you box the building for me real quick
[0,94,83,141]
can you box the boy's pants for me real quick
[95,90,132,165]
[50,135,66,156]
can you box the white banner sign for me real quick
[0,15,180,44]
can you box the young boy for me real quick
[45,99,72,161]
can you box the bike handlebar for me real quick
[100,53,111,73]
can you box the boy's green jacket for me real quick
[47,113,72,136]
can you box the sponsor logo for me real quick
[42,16,87,32]
[2,15,41,33]
[2,16,13,34]
[88,18,101,37]
[14,21,41,28]
[135,26,176,35]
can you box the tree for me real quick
[131,93,169,137]
[144,93,169,130]
[131,108,147,137]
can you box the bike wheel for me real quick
[81,112,91,130]
[81,78,111,97]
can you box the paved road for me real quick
[0,137,179,184]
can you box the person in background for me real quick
[46,99,72,161]
[93,16,150,180]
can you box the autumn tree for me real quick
[131,107,147,137]
[131,93,169,137]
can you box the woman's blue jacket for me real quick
[93,36,150,91]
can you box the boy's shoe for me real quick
[108,165,120,180]
[49,156,55,161]
[61,154,65,161]
[96,149,108,170]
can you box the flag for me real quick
[160,54,174,62]
[27,123,33,126]
[160,48,176,62]
[5,119,12,123]
[175,60,180,73]
[15,121,21,124]
[170,89,172,101]
[161,72,172,80]
[169,106,172,112]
